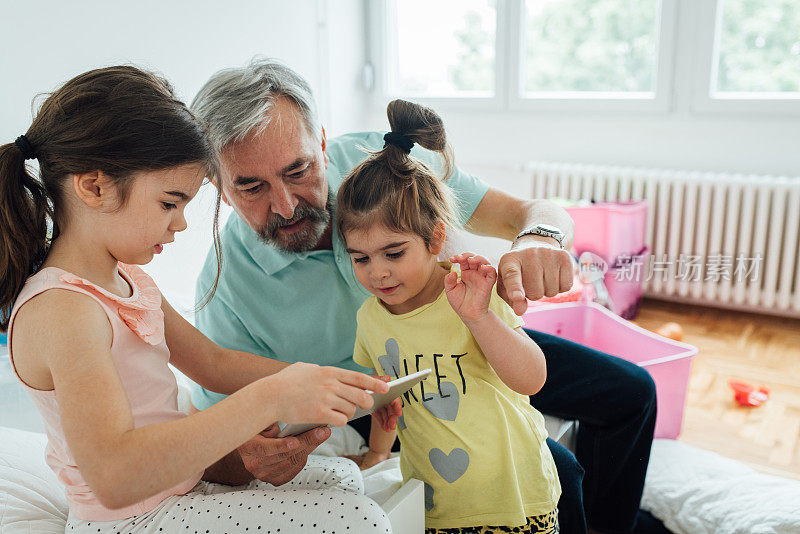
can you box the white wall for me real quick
[6,1,797,314]
[320,0,371,137]
[1,1,327,138]
[1,0,366,314]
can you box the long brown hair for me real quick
[337,99,456,246]
[0,66,221,330]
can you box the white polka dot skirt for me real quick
[65,456,392,533]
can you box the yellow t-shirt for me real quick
[353,268,561,529]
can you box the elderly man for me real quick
[189,58,656,534]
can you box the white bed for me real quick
[0,347,577,534]
[0,420,580,534]
[0,347,428,533]
[641,439,800,534]
[0,424,428,534]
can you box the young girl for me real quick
[0,66,393,533]
[337,100,561,533]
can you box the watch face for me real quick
[516,223,565,248]
[536,224,563,236]
[535,224,564,241]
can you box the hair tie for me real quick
[383,131,414,154]
[14,135,37,160]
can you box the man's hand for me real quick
[237,423,331,485]
[497,237,574,315]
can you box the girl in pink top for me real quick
[0,67,392,533]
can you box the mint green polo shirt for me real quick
[190,131,489,410]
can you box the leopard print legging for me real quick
[425,508,559,534]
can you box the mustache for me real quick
[263,201,328,233]
[257,190,335,252]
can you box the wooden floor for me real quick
[635,299,800,480]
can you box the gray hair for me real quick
[190,57,322,153]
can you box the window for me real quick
[692,0,800,113]
[371,0,675,112]
[388,0,497,98]
[372,0,799,114]
[523,0,660,96]
[713,0,800,96]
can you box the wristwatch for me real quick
[514,223,565,249]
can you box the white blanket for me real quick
[641,439,800,534]
[0,427,68,533]
[10,427,800,534]
[311,425,405,506]
[0,425,401,533]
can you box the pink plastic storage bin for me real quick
[565,201,647,265]
[604,271,643,319]
[523,301,697,439]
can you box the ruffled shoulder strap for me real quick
[53,264,164,346]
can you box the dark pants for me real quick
[526,329,658,534]
[350,329,658,534]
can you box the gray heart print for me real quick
[378,338,401,377]
[422,381,460,421]
[429,447,469,483]
[424,482,434,511]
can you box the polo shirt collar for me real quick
[233,216,301,275]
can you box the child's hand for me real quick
[445,253,498,323]
[372,375,402,432]
[271,363,389,427]
[373,398,403,432]
[344,449,392,471]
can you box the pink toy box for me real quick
[565,200,647,266]
[523,301,697,439]
[603,247,649,319]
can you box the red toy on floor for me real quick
[728,380,770,407]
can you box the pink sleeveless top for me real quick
[7,263,202,521]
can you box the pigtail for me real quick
[0,140,53,331]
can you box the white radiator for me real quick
[529,162,800,318]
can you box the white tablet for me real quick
[276,368,432,438]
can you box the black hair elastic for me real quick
[383,131,414,154]
[14,135,37,160]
